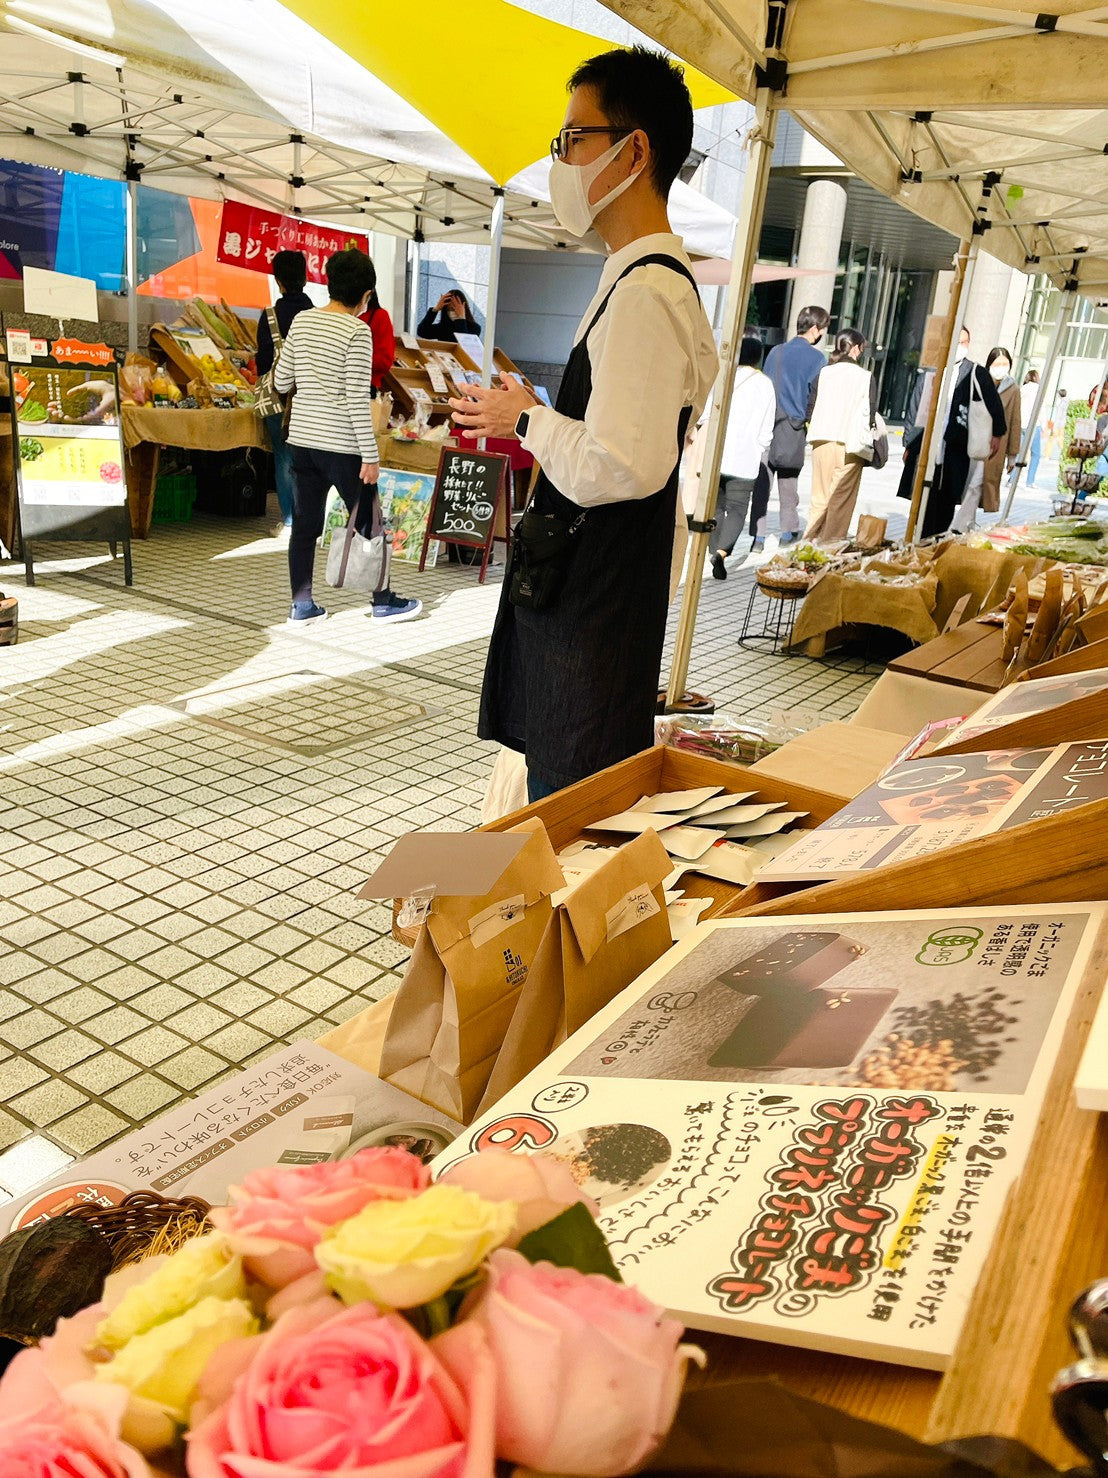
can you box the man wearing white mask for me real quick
[450,46,717,801]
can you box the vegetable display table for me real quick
[121,406,269,536]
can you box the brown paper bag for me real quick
[856,513,887,549]
[378,819,564,1123]
[371,392,393,438]
[477,830,674,1113]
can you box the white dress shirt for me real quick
[720,367,776,480]
[521,232,718,508]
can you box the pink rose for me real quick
[436,1249,698,1476]
[187,1298,493,1478]
[439,1150,598,1243]
[209,1147,430,1287]
[0,1352,156,1478]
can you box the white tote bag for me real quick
[966,368,993,461]
[325,495,390,593]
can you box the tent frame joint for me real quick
[1034,13,1059,31]
[686,516,718,535]
[754,57,788,91]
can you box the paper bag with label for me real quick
[478,830,673,1112]
[377,818,564,1123]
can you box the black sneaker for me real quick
[711,552,727,581]
[287,600,327,625]
[372,590,423,623]
[751,537,765,553]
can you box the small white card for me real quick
[634,787,725,814]
[686,840,762,885]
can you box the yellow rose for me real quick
[96,1233,246,1351]
[94,1295,258,1423]
[317,1184,517,1309]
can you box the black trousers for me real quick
[288,445,380,605]
[746,463,773,537]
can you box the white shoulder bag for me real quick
[966,367,994,461]
[325,495,390,593]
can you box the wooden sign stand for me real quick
[418,446,511,583]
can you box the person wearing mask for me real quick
[255,250,312,528]
[803,328,876,544]
[1021,370,1042,487]
[418,290,482,343]
[709,336,775,579]
[357,273,396,394]
[449,46,717,802]
[757,306,830,551]
[275,248,421,626]
[952,347,1021,533]
[923,326,1006,539]
[896,364,936,502]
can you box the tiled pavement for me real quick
[0,455,1054,1198]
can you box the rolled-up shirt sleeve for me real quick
[521,281,695,508]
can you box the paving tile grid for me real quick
[0,456,1055,1196]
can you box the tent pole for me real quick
[482,190,505,390]
[665,92,778,708]
[125,178,138,355]
[1001,284,1072,522]
[406,234,422,335]
[905,234,978,542]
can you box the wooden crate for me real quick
[0,595,16,646]
[379,436,457,475]
[390,745,845,947]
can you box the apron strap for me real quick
[580,254,699,341]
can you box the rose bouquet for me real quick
[0,1147,701,1478]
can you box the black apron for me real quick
[479,254,697,791]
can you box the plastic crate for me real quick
[152,473,197,524]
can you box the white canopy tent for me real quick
[590,0,1108,700]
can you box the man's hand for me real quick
[990,435,1002,459]
[360,462,379,485]
[449,374,537,440]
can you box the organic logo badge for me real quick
[916,926,985,966]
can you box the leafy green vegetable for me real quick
[18,438,44,461]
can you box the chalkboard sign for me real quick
[8,347,132,586]
[420,447,510,582]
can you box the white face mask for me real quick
[990,363,1010,381]
[955,343,969,363]
[548,133,641,239]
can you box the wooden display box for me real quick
[379,435,457,475]
[930,686,1108,755]
[389,745,844,948]
[721,800,1108,1468]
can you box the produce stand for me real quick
[121,406,268,537]
[788,544,1044,659]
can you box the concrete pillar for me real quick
[962,251,1017,359]
[369,232,406,323]
[792,178,847,332]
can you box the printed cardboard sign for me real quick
[938,669,1108,747]
[438,907,1105,1368]
[759,741,1108,882]
[6,1044,460,1231]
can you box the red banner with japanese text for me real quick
[216,202,370,284]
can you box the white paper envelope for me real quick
[724,811,810,839]
[684,791,757,819]
[585,810,682,835]
[686,840,762,885]
[667,896,713,940]
[747,830,811,859]
[703,800,787,826]
[633,786,725,814]
[660,825,725,860]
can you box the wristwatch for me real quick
[514,408,531,441]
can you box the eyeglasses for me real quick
[549,126,629,162]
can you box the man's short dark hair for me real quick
[325,248,376,308]
[796,306,830,336]
[739,336,764,368]
[567,46,693,196]
[273,250,307,295]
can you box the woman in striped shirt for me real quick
[275,249,421,625]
